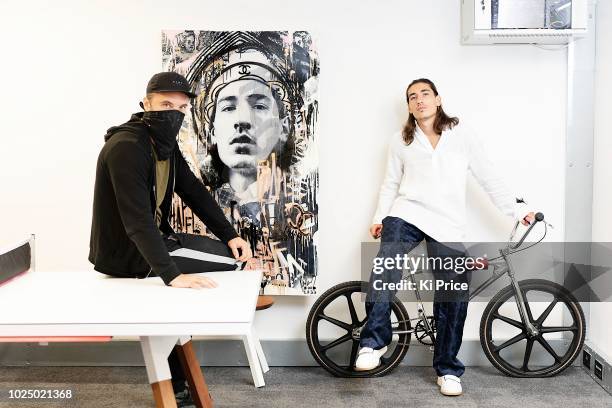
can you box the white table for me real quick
[0,270,268,407]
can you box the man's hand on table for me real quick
[170,274,218,289]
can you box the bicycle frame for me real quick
[392,213,548,341]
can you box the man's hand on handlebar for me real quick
[521,212,536,226]
[370,224,383,239]
[170,274,218,289]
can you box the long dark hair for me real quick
[402,78,459,145]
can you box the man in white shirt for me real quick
[355,78,534,396]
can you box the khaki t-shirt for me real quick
[152,150,170,229]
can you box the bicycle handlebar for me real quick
[508,212,544,250]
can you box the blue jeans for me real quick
[360,216,470,377]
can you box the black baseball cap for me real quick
[145,71,197,98]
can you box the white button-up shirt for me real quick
[372,123,517,242]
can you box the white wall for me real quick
[589,0,612,355]
[0,0,568,341]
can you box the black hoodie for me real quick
[88,112,238,285]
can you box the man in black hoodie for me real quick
[89,72,252,406]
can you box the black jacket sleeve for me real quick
[105,139,181,285]
[174,150,239,243]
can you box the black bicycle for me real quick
[306,212,585,378]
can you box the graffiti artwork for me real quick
[162,31,319,295]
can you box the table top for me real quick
[0,270,262,336]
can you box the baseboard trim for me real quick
[0,338,580,368]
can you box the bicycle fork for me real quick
[501,249,539,337]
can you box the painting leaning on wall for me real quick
[162,30,320,295]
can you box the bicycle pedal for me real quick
[429,346,434,353]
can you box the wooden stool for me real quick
[256,295,274,310]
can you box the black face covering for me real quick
[142,110,185,160]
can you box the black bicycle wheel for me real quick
[306,281,411,377]
[480,279,585,377]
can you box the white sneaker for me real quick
[437,375,463,396]
[354,346,387,371]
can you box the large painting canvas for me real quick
[162,31,319,295]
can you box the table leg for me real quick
[176,339,214,408]
[140,336,181,408]
[252,330,269,373]
[242,328,265,388]
[151,380,177,408]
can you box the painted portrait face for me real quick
[213,79,288,172]
[407,82,441,121]
[182,34,195,53]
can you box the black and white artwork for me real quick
[162,31,319,295]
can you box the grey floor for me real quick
[0,365,609,408]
